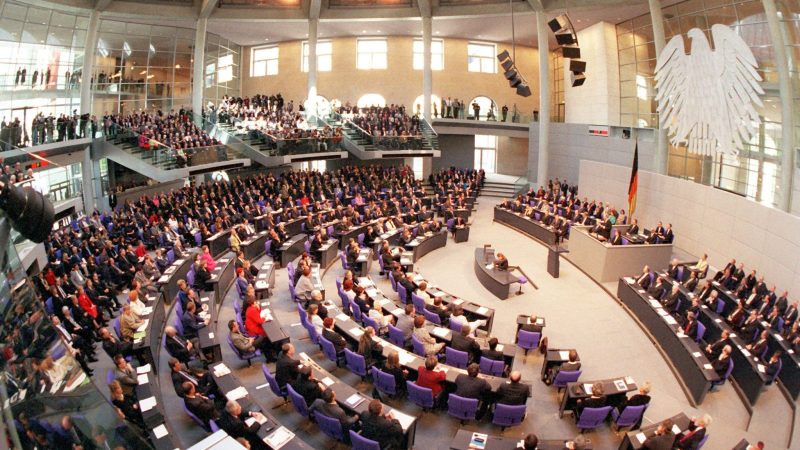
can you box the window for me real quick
[300,160,327,172]
[413,38,443,71]
[412,157,423,180]
[251,45,278,76]
[469,96,498,120]
[357,38,387,70]
[301,40,332,72]
[205,63,215,87]
[413,94,442,117]
[357,93,386,108]
[467,42,496,73]
[218,54,234,83]
[474,135,497,173]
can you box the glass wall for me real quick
[0,1,85,148]
[550,50,565,122]
[203,33,241,107]
[617,0,794,207]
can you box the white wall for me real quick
[564,21,621,126]
[578,160,800,296]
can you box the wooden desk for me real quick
[241,231,269,261]
[278,234,307,268]
[494,206,558,247]
[454,226,470,243]
[207,229,232,258]
[405,230,447,262]
[541,348,578,381]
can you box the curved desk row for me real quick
[156,251,197,305]
[617,278,719,405]
[405,230,448,262]
[449,428,593,450]
[408,273,496,333]
[618,412,690,450]
[494,206,559,248]
[241,230,269,261]
[473,248,518,300]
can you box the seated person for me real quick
[181,301,208,340]
[322,317,347,355]
[642,419,676,450]
[425,296,450,324]
[412,315,445,356]
[360,400,403,450]
[218,400,269,450]
[383,351,409,393]
[519,314,543,333]
[294,366,324,406]
[182,381,219,426]
[575,382,607,418]
[516,434,539,450]
[358,326,384,367]
[169,357,216,398]
[674,415,711,450]
[309,388,359,430]
[493,253,509,271]
[454,363,491,416]
[450,323,481,363]
[712,345,733,376]
[450,306,487,334]
[619,382,652,409]
[416,355,446,403]
[229,320,272,359]
[276,343,300,389]
[496,370,531,406]
[543,349,580,385]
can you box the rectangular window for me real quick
[412,157,423,179]
[413,38,444,71]
[301,40,332,72]
[205,63,215,87]
[251,45,278,77]
[218,54,234,83]
[467,42,496,73]
[301,160,327,172]
[357,38,387,70]
[474,135,497,173]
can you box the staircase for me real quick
[479,180,520,198]
[321,113,441,160]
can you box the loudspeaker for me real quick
[496,50,510,61]
[571,72,586,87]
[555,32,576,46]
[562,46,581,59]
[509,77,523,88]
[500,59,515,72]
[504,69,518,80]
[569,59,586,73]
[516,84,532,97]
[548,15,568,33]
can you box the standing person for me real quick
[472,100,480,120]
[502,105,509,122]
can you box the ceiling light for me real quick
[265,38,270,41]
[175,64,181,69]
[140,70,147,75]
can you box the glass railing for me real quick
[0,215,152,449]
[512,175,530,196]
[0,120,95,152]
[261,133,345,154]
[432,109,536,124]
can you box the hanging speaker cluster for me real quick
[497,50,532,98]
[548,14,586,87]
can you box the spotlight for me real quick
[548,15,568,33]
[500,59,515,72]
[562,46,581,59]
[496,50,510,61]
[0,183,55,243]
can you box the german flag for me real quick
[628,142,639,218]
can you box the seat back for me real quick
[697,434,709,449]
[105,368,115,385]
[397,284,408,304]
[715,299,725,314]
[167,249,175,264]
[767,357,782,385]
[183,403,210,431]
[372,367,396,396]
[446,218,455,231]
[340,252,349,270]
[411,334,426,356]
[447,394,478,422]
[363,315,380,332]
[316,413,345,442]
[320,335,339,364]
[493,403,526,428]
[357,233,365,246]
[209,419,220,433]
[344,348,367,377]
[286,384,310,417]
[264,240,272,257]
[112,317,122,339]
[173,316,185,336]
[349,430,381,450]
[553,370,582,388]
[576,406,612,430]
[303,321,320,345]
[479,357,504,377]
[407,381,434,408]
[696,322,706,343]
[304,240,311,254]
[613,404,648,428]
[516,330,541,351]
[387,324,405,347]
[422,308,442,325]
[411,292,425,311]
[388,271,398,291]
[338,290,352,317]
[261,363,286,398]
[445,347,468,369]
[449,318,465,332]
[351,304,363,323]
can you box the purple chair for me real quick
[363,315,380,334]
[336,278,343,292]
[344,348,368,379]
[167,249,175,264]
[479,357,504,377]
[340,252,350,271]
[422,308,442,326]
[349,430,381,450]
[194,232,202,247]
[186,270,195,288]
[209,419,220,432]
[372,367,397,398]
[174,316,185,336]
[338,290,352,317]
[357,233,365,246]
[516,330,541,355]
[327,225,334,237]
[320,335,343,366]
[264,240,272,259]
[388,271,398,291]
[493,403,526,430]
[447,394,478,424]
[449,318,465,332]
[286,384,310,418]
[227,334,260,366]
[407,381,434,410]
[304,240,311,254]
[411,293,425,311]
[710,358,734,390]
[303,321,320,345]
[715,299,725,314]
[297,304,309,326]
[351,304,364,323]
[105,369,115,385]
[411,335,426,357]
[553,370,582,392]
[387,324,406,347]
[516,276,528,295]
[316,413,346,443]
[697,434,709,449]
[576,406,612,432]
[695,322,706,343]
[288,282,297,302]
[112,317,122,339]
[611,404,648,431]
[397,284,408,304]
[45,298,55,315]
[261,364,289,407]
[445,347,469,369]
[183,404,211,431]
[446,218,455,232]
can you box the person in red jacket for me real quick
[244,296,267,338]
[77,286,99,320]
[416,355,446,404]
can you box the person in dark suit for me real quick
[519,314,543,334]
[682,312,699,340]
[275,343,301,389]
[182,381,219,426]
[169,357,215,397]
[451,323,481,363]
[454,363,491,417]
[609,229,622,245]
[181,301,208,340]
[309,388,359,430]
[661,285,681,313]
[496,371,530,406]
[674,415,711,450]
[165,326,203,363]
[637,265,654,290]
[493,253,509,271]
[360,400,403,450]
[649,277,668,300]
[746,330,769,360]
[704,329,731,360]
[481,337,505,362]
[544,349,580,385]
[425,296,450,324]
[321,317,347,355]
[294,366,324,406]
[712,345,733,376]
[642,419,676,450]
[575,382,607,419]
[765,351,782,378]
[100,327,133,360]
[217,400,269,450]
[683,271,699,293]
[620,382,652,408]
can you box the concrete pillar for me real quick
[82,144,96,213]
[192,18,208,116]
[648,0,669,175]
[79,9,100,115]
[763,0,795,211]
[535,12,550,187]
[422,16,433,122]
[307,18,318,100]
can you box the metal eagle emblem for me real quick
[655,24,764,156]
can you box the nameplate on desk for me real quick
[152,424,168,439]
[158,275,169,283]
[139,396,157,412]
[165,267,176,275]
[476,306,489,315]
[351,328,364,337]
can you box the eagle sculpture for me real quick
[655,24,764,156]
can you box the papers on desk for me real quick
[137,364,152,374]
[255,281,269,290]
[392,308,404,316]
[164,266,176,275]
[358,278,374,287]
[692,352,702,358]
[614,379,628,391]
[742,348,751,357]
[137,374,149,385]
[468,432,488,450]
[625,376,635,385]
[141,306,153,315]
[452,298,464,305]
[379,298,391,307]
[133,331,146,340]
[776,334,784,341]
[433,291,446,298]
[336,313,349,322]
[260,309,273,321]
[158,275,170,283]
[495,344,504,352]
[624,277,635,284]
[390,408,415,431]
[345,393,366,408]
[139,396,157,412]
[201,297,210,303]
[583,383,594,394]
[413,275,424,283]
[226,386,249,401]
[399,351,415,366]
[672,424,682,434]
[485,264,494,270]
[635,432,647,444]
[258,273,267,279]
[263,426,294,450]
[649,299,661,308]
[703,363,713,370]
[663,315,678,325]
[321,377,335,387]
[559,351,570,360]
[757,364,766,373]
[351,328,364,338]
[637,289,646,294]
[655,308,668,316]
[208,332,215,339]
[365,288,379,297]
[432,327,449,338]
[213,363,231,377]
[136,320,150,332]
[476,306,489,315]
[153,424,168,439]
